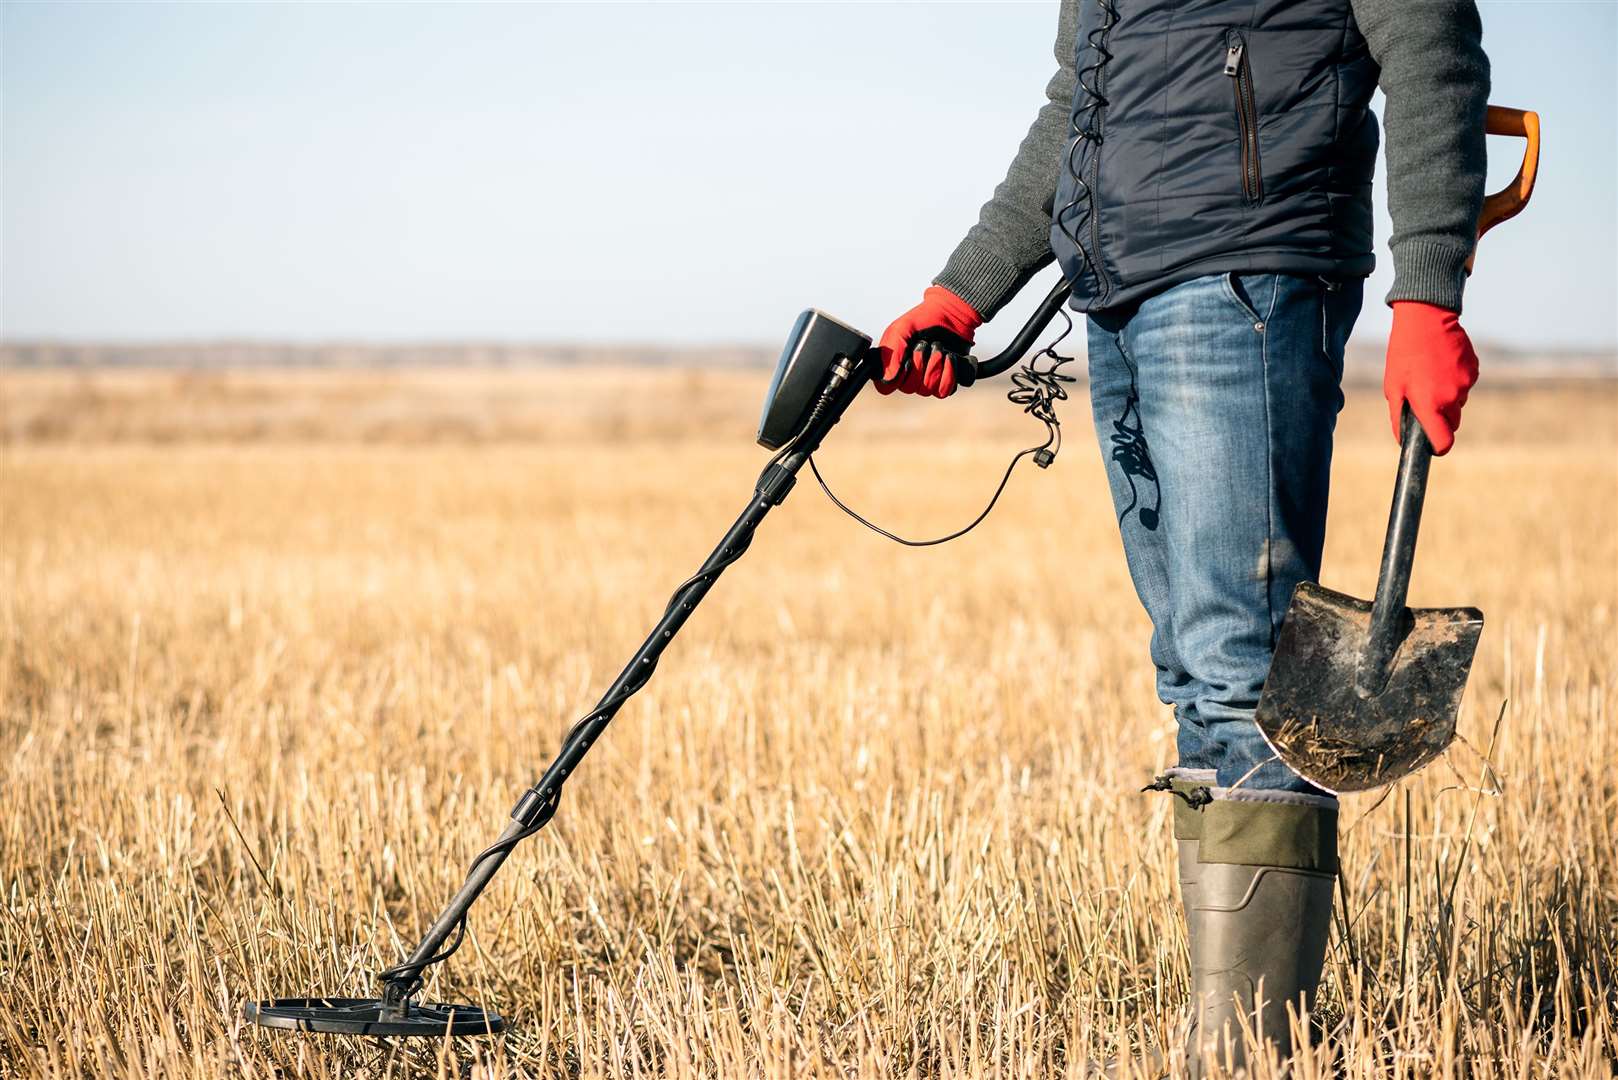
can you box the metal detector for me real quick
[243,279,1075,1036]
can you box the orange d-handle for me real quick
[1468,105,1540,270]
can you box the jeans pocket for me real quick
[1318,277,1364,375]
[1219,271,1274,326]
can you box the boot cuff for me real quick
[1211,786,1337,810]
[1200,791,1339,874]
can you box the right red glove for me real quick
[1383,300,1480,456]
[874,286,983,398]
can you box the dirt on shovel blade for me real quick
[1257,581,1483,793]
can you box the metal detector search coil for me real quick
[244,997,504,1036]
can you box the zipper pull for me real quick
[1224,41,1244,77]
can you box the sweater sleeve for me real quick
[1352,0,1490,313]
[933,1,1077,320]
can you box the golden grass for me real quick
[1,370,1615,1077]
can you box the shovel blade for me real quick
[1257,581,1483,793]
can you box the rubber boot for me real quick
[1188,792,1338,1077]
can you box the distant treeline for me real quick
[1,339,1613,379]
[0,341,778,370]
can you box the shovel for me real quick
[1256,106,1541,793]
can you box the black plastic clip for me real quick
[510,786,547,826]
[756,463,797,505]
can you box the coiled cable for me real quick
[808,309,1078,547]
[1054,0,1118,300]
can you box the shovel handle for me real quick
[1357,408,1432,697]
[1467,106,1540,272]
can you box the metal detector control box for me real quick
[757,309,870,450]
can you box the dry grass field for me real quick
[2,368,1615,1078]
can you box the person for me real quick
[873,0,1489,1072]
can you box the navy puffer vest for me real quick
[1051,0,1380,312]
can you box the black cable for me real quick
[809,309,1078,547]
[1054,0,1118,300]
[809,448,1037,548]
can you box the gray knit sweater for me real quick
[935,0,1490,317]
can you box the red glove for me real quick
[1383,301,1479,456]
[874,286,983,398]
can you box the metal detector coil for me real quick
[244,997,504,1036]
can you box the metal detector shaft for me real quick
[380,356,874,1002]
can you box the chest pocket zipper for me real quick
[1225,33,1263,204]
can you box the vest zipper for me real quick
[1225,34,1263,204]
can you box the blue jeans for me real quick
[1087,272,1363,794]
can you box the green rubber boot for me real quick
[1187,791,1338,1077]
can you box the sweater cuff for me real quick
[1385,239,1473,314]
[934,240,1047,321]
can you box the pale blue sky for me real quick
[3,1,1614,350]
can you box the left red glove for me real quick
[1383,301,1479,456]
[874,286,983,398]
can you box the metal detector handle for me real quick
[953,277,1074,388]
[1356,408,1432,697]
